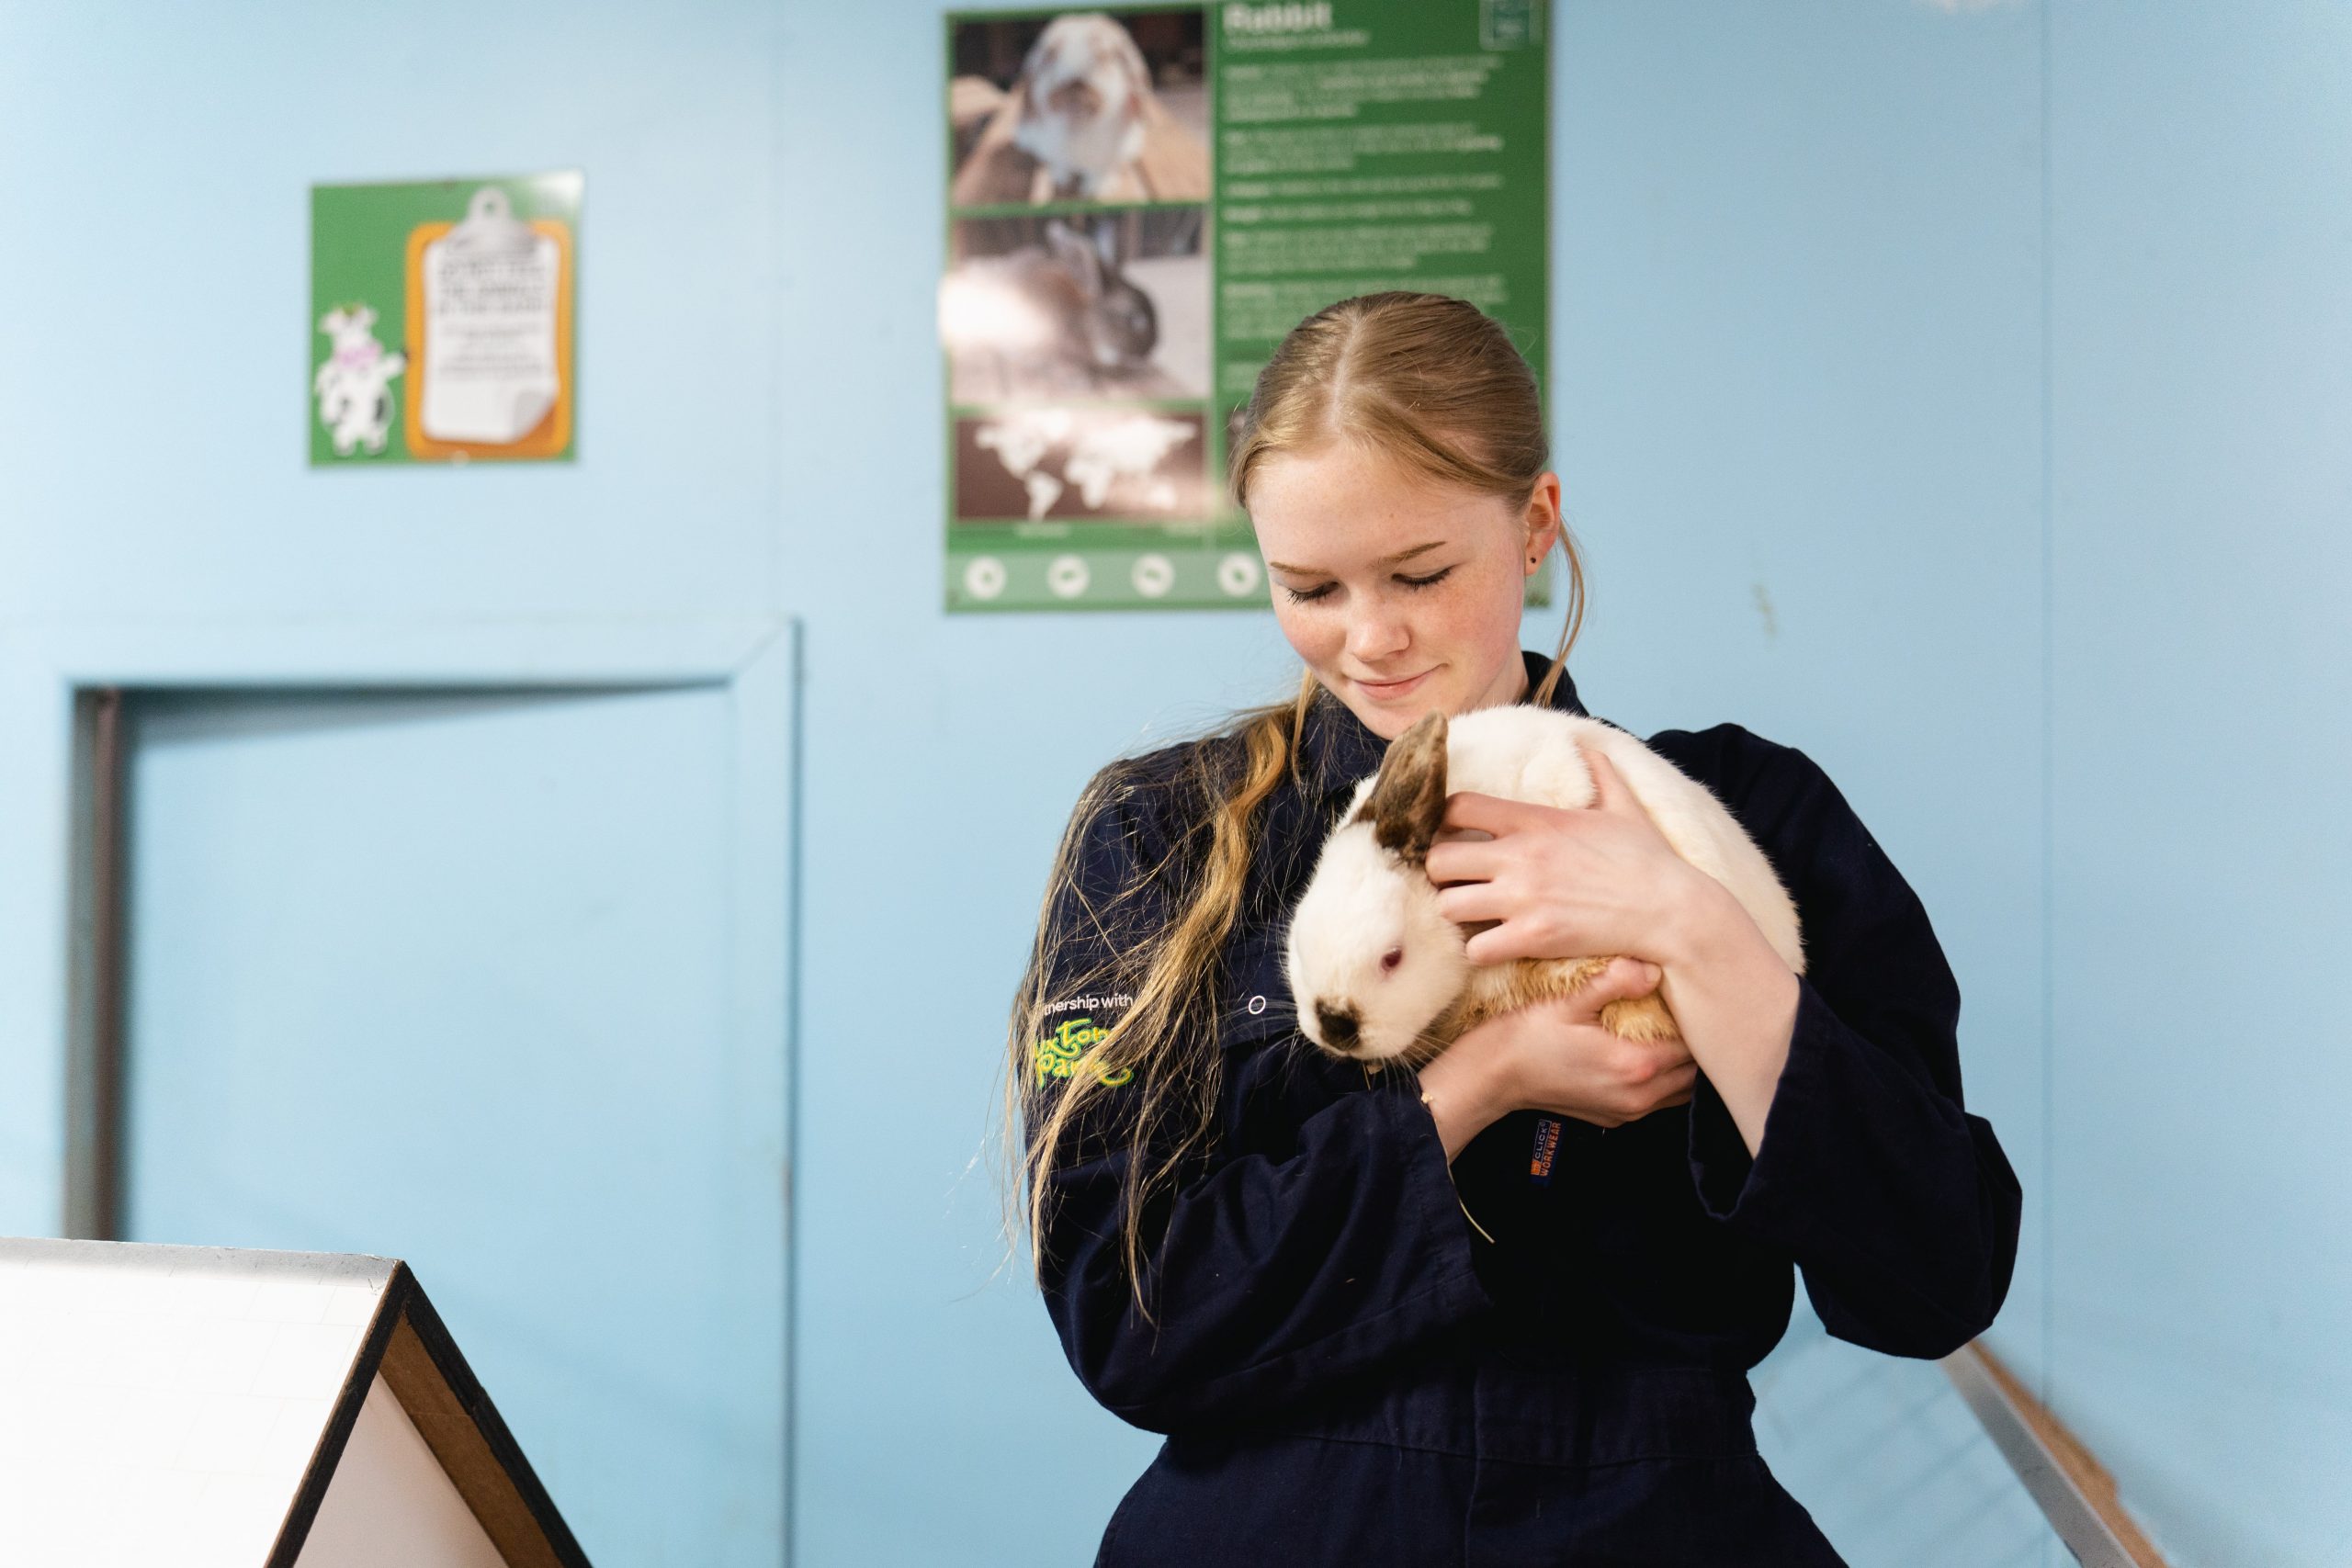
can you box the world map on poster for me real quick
[973,410,1200,520]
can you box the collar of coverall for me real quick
[1297,648,1589,800]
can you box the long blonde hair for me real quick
[1003,292,1588,1314]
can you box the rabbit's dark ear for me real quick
[1046,221,1102,291]
[1356,712,1448,864]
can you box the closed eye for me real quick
[1282,565,1455,604]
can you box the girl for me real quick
[1007,292,2022,1566]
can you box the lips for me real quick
[1352,669,1434,701]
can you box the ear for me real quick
[1354,712,1448,864]
[1521,472,1563,574]
[1046,222,1102,292]
[1023,28,1060,85]
[1115,28,1150,101]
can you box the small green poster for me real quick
[941,1,1549,611]
[310,171,582,465]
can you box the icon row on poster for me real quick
[948,10,1208,209]
[957,550,1263,605]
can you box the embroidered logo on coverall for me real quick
[1033,1016,1135,1089]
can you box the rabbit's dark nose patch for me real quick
[1316,1003,1362,1051]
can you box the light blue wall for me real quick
[1,1,2344,1564]
[2047,5,2352,1564]
[0,0,780,623]
[119,681,788,1567]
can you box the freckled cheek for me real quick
[1466,567,1526,647]
[1423,582,1493,658]
[1270,602,1341,670]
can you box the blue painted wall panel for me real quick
[120,684,784,1566]
[2048,4,2352,1562]
[0,0,780,622]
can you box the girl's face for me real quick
[1249,441,1561,740]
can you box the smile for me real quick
[1352,670,1434,700]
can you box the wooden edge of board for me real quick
[1948,1339,2172,1568]
[377,1267,594,1568]
[265,1266,414,1568]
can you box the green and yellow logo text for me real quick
[1033,1016,1134,1089]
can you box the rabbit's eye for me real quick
[1380,947,1404,974]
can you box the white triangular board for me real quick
[294,1372,503,1568]
[0,1236,584,1568]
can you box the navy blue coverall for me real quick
[1030,650,2023,1566]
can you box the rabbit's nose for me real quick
[1316,1003,1362,1052]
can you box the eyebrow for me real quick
[1265,540,1447,576]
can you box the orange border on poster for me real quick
[401,217,575,460]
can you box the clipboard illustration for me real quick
[401,184,576,460]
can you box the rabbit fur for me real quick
[939,219,1157,395]
[1012,14,1154,200]
[1283,705,1805,1067]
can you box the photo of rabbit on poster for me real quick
[940,208,1207,402]
[948,10,1209,206]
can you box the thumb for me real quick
[1571,955,1663,1016]
[1579,744,1632,812]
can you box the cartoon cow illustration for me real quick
[313,304,407,457]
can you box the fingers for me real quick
[1440,790,1533,834]
[1642,1061,1700,1113]
[1602,1055,1695,1123]
[1434,881,1512,930]
[1558,1058,1696,1130]
[1578,955,1662,1007]
[1423,837,1508,886]
[1462,917,1555,965]
[1510,1009,1696,1129]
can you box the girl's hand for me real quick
[1479,957,1698,1129]
[1416,957,1694,1159]
[1424,746,1702,967]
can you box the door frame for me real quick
[0,614,797,1552]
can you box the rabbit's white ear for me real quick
[1356,712,1448,864]
[1020,27,1058,85]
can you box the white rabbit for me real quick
[948,17,1210,208]
[1012,14,1154,200]
[1283,705,1805,1066]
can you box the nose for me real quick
[1345,608,1409,664]
[1315,1002,1361,1052]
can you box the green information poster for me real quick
[941,1,1548,611]
[310,171,582,466]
